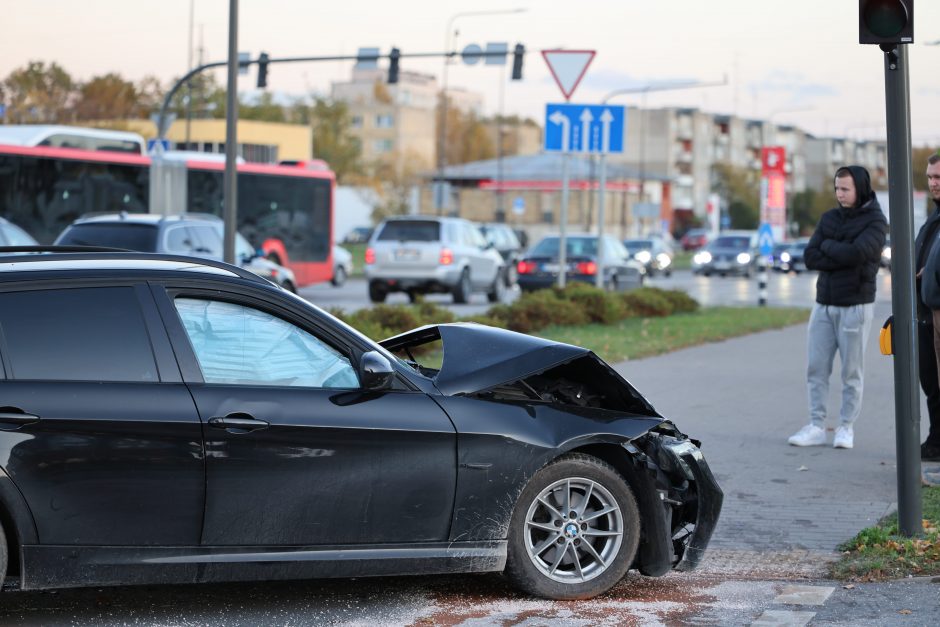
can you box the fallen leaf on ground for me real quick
[899,609,912,615]
[798,465,808,472]
[842,584,855,589]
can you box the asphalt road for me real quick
[300,268,894,313]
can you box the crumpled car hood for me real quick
[380,323,658,415]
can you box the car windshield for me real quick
[623,239,654,253]
[530,236,598,257]
[377,220,441,242]
[57,223,159,251]
[712,236,750,249]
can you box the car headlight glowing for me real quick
[657,253,671,267]
[694,251,712,265]
[883,247,891,260]
[780,252,791,262]
[635,250,652,264]
[736,252,751,264]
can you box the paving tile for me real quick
[750,609,816,626]
[774,584,835,605]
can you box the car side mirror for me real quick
[360,350,394,391]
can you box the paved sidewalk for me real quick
[615,301,919,577]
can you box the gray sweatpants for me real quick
[807,302,874,428]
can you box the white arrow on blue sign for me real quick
[758,222,775,256]
[544,103,625,154]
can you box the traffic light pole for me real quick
[882,43,922,537]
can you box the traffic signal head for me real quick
[511,44,525,80]
[388,48,401,84]
[859,0,913,45]
[257,52,270,88]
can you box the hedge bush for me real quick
[331,286,701,341]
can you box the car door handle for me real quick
[0,410,41,431]
[208,413,269,433]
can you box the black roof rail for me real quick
[0,248,271,287]
[0,245,130,253]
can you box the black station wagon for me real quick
[0,248,721,600]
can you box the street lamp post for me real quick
[436,8,526,215]
[593,78,727,287]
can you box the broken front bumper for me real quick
[628,432,723,575]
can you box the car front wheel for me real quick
[368,281,387,303]
[505,453,641,600]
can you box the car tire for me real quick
[331,266,347,287]
[505,263,518,288]
[368,281,387,303]
[664,269,672,278]
[282,280,297,294]
[505,453,641,601]
[487,270,506,303]
[452,269,471,304]
[266,252,282,266]
[0,523,6,589]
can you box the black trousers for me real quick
[918,320,940,445]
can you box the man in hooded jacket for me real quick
[788,165,888,450]
[914,154,940,461]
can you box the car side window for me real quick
[174,297,359,389]
[188,225,223,257]
[0,287,159,382]
[164,225,195,254]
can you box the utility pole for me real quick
[222,0,238,264]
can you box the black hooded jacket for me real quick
[915,198,940,318]
[804,165,888,306]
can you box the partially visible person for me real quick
[788,165,888,450]
[915,154,940,462]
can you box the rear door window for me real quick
[0,287,159,382]
[56,223,159,251]
[377,221,441,242]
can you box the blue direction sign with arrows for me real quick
[758,222,774,256]
[544,104,625,154]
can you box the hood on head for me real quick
[380,322,658,415]
[838,165,877,210]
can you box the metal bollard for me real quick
[757,258,768,307]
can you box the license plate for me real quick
[715,261,731,270]
[542,263,560,273]
[394,248,420,261]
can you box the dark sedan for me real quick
[517,234,646,292]
[691,231,759,278]
[0,248,720,600]
[623,238,673,277]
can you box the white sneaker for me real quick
[833,425,854,449]
[788,424,827,446]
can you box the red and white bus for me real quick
[0,128,335,287]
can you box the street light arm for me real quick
[157,60,228,142]
[601,77,728,103]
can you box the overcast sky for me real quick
[4,0,940,144]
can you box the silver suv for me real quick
[365,217,505,304]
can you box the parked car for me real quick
[342,226,373,245]
[680,228,710,251]
[778,239,810,274]
[365,216,505,304]
[54,213,298,292]
[332,245,352,287]
[0,217,38,247]
[623,238,673,277]
[480,222,524,286]
[0,248,721,598]
[517,234,645,292]
[691,231,759,278]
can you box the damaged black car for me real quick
[0,249,721,600]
